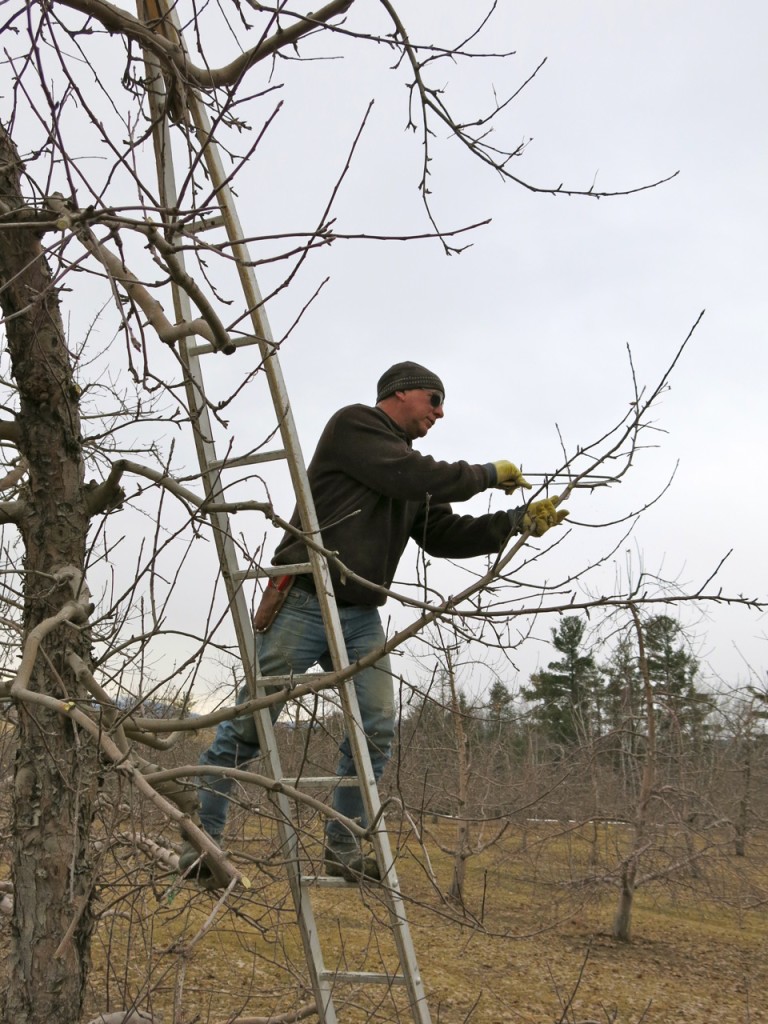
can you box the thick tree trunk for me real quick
[612,860,636,942]
[0,126,99,1024]
[611,606,657,944]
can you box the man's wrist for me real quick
[507,507,525,535]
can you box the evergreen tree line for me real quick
[523,614,710,748]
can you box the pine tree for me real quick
[521,616,603,746]
[643,615,710,744]
[485,680,513,734]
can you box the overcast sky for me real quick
[3,0,766,700]
[236,0,766,690]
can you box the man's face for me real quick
[397,388,445,440]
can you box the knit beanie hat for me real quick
[376,361,445,403]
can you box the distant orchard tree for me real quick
[603,632,643,790]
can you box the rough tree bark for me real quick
[0,125,100,1024]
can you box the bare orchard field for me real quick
[405,820,768,1024]
[20,816,762,1024]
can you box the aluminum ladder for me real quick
[137,4,432,1022]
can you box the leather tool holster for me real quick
[253,574,295,633]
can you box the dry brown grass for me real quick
[403,823,768,1024]
[66,817,768,1024]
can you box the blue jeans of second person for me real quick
[197,586,395,851]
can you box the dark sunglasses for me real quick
[425,391,444,408]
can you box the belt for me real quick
[292,574,356,607]
[292,574,317,596]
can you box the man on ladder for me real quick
[181,360,568,885]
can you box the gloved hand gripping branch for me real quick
[490,461,569,537]
[520,496,569,537]
[491,460,532,495]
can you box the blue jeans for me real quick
[197,587,394,849]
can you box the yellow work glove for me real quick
[521,496,569,537]
[493,460,532,494]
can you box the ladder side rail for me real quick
[140,41,338,1024]
[184,108,326,567]
[311,592,432,1024]
[143,63,259,686]
[144,5,356,668]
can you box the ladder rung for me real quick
[300,875,361,889]
[252,671,338,689]
[187,334,269,357]
[281,776,358,788]
[233,562,313,582]
[209,449,287,471]
[319,971,407,986]
[186,213,227,234]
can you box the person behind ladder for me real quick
[180,360,568,885]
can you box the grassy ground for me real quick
[75,818,768,1024]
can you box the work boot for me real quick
[178,839,228,891]
[324,843,381,882]
[139,760,201,818]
